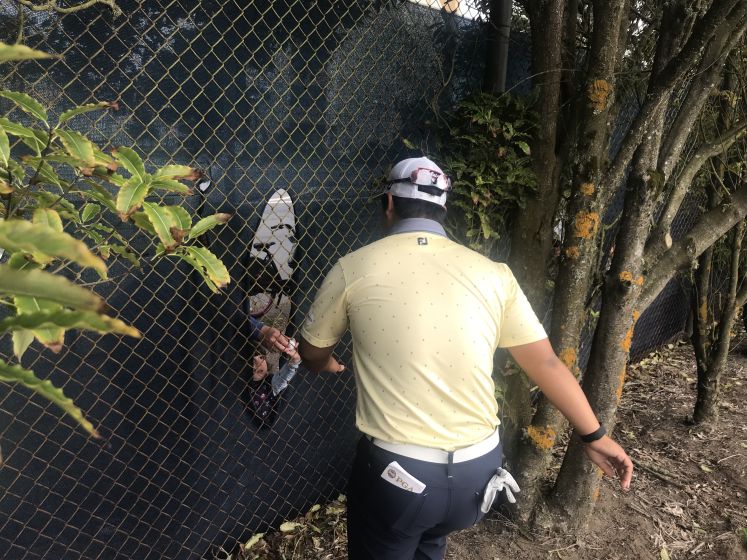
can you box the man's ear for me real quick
[385,193,395,215]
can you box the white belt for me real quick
[367,429,500,464]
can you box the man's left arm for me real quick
[508,339,633,489]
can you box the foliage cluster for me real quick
[405,90,538,257]
[0,42,231,450]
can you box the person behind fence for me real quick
[298,157,634,560]
[247,340,302,425]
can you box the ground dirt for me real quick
[235,340,747,560]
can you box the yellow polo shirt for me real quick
[301,220,547,451]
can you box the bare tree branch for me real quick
[639,182,747,310]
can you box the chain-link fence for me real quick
[0,1,705,559]
[0,1,492,558]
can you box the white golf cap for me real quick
[383,157,451,206]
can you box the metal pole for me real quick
[484,0,512,94]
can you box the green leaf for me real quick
[187,213,232,241]
[91,167,126,187]
[58,101,118,125]
[129,211,156,235]
[700,465,713,473]
[0,358,98,437]
[92,149,118,171]
[20,154,92,170]
[55,129,95,165]
[152,165,203,182]
[22,129,49,154]
[0,125,9,167]
[34,161,70,190]
[0,42,55,63]
[0,267,107,313]
[0,309,139,338]
[184,246,230,289]
[0,90,48,124]
[81,203,100,222]
[111,147,146,181]
[402,138,417,149]
[0,220,105,273]
[102,244,139,266]
[177,251,217,293]
[83,180,116,213]
[12,330,34,361]
[32,208,63,232]
[149,179,192,194]
[660,550,670,560]
[166,206,192,231]
[142,202,177,250]
[116,177,149,218]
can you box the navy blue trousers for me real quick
[347,435,502,560]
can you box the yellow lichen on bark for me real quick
[700,297,708,322]
[588,79,612,111]
[621,324,635,352]
[633,309,640,322]
[619,271,633,282]
[580,183,595,195]
[636,276,644,286]
[593,487,600,501]
[526,425,556,450]
[616,365,626,404]
[566,246,580,259]
[573,211,599,239]
[559,347,576,367]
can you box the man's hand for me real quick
[258,325,293,354]
[584,435,633,489]
[323,355,345,374]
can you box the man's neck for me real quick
[387,218,447,238]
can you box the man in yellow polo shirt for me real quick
[299,157,632,560]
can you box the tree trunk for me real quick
[505,0,632,525]
[693,219,744,423]
[536,0,691,528]
[538,112,666,530]
[484,0,512,94]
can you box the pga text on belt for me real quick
[298,157,634,560]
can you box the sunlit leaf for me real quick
[101,244,139,266]
[55,129,95,164]
[81,203,100,222]
[83,180,116,213]
[166,206,191,230]
[90,167,126,187]
[187,213,232,241]
[0,220,105,273]
[0,42,55,63]
[152,165,203,182]
[279,522,301,532]
[111,147,146,181]
[129,211,156,235]
[0,125,9,167]
[58,101,118,124]
[177,251,217,293]
[142,202,177,250]
[33,161,70,190]
[0,267,107,313]
[32,208,63,233]
[12,330,34,361]
[116,177,148,219]
[20,153,93,170]
[0,309,139,338]
[93,149,117,171]
[0,359,98,437]
[184,246,230,288]
[149,178,192,194]
[0,90,48,123]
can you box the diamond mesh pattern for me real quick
[0,2,705,558]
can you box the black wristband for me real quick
[579,424,606,443]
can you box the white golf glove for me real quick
[480,468,520,513]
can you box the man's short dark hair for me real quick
[381,195,447,225]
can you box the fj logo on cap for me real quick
[418,238,428,245]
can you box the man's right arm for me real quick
[299,262,349,373]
